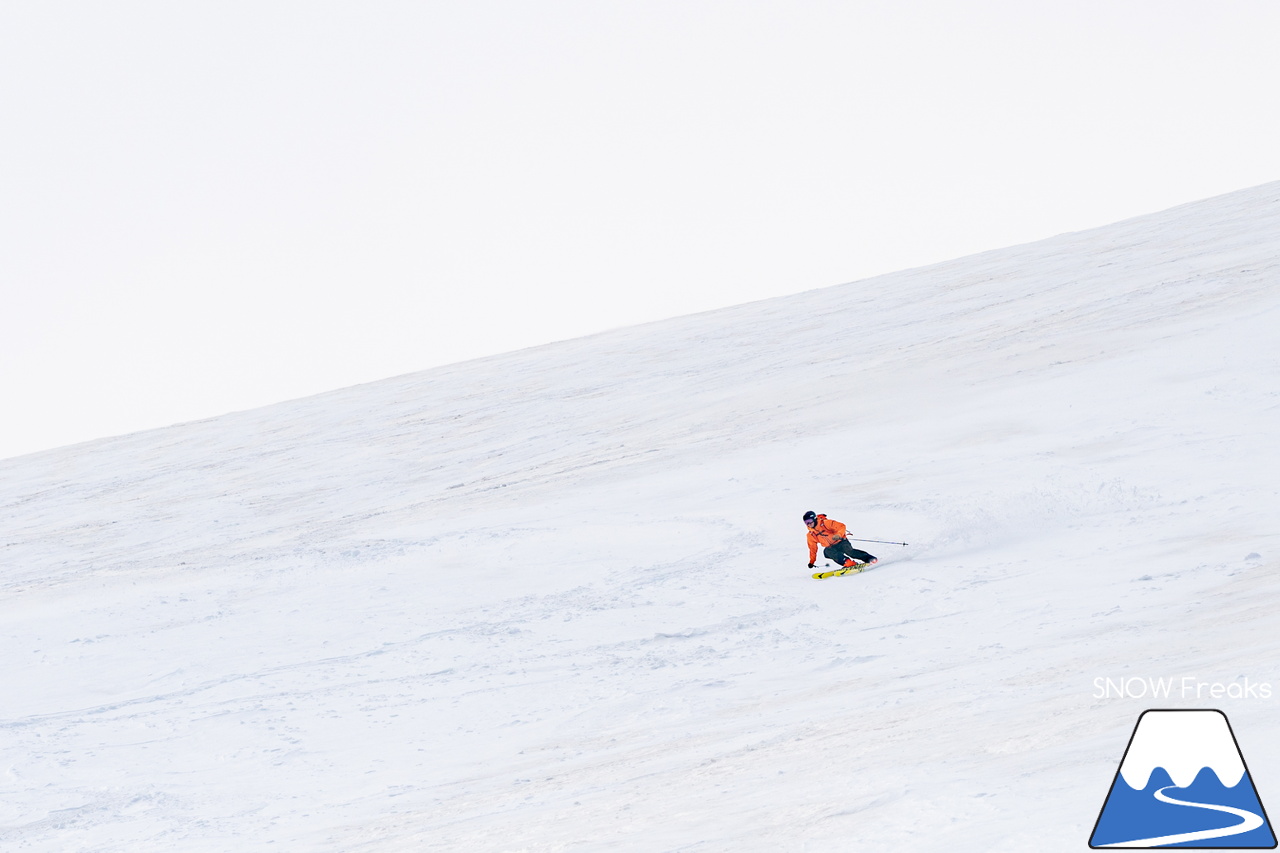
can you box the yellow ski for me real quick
[812,565,865,579]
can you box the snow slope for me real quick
[3,181,1280,851]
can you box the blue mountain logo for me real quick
[1091,709,1276,848]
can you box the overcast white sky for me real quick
[2,1,1278,461]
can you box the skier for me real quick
[804,510,877,570]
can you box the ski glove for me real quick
[807,562,816,569]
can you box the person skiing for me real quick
[805,510,877,570]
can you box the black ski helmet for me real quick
[802,510,817,524]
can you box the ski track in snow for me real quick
[3,182,1280,850]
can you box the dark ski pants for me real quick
[824,539,876,565]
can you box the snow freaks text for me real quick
[1093,677,1274,701]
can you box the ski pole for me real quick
[847,537,909,546]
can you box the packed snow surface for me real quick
[3,182,1280,851]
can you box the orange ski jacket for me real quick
[806,514,848,562]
